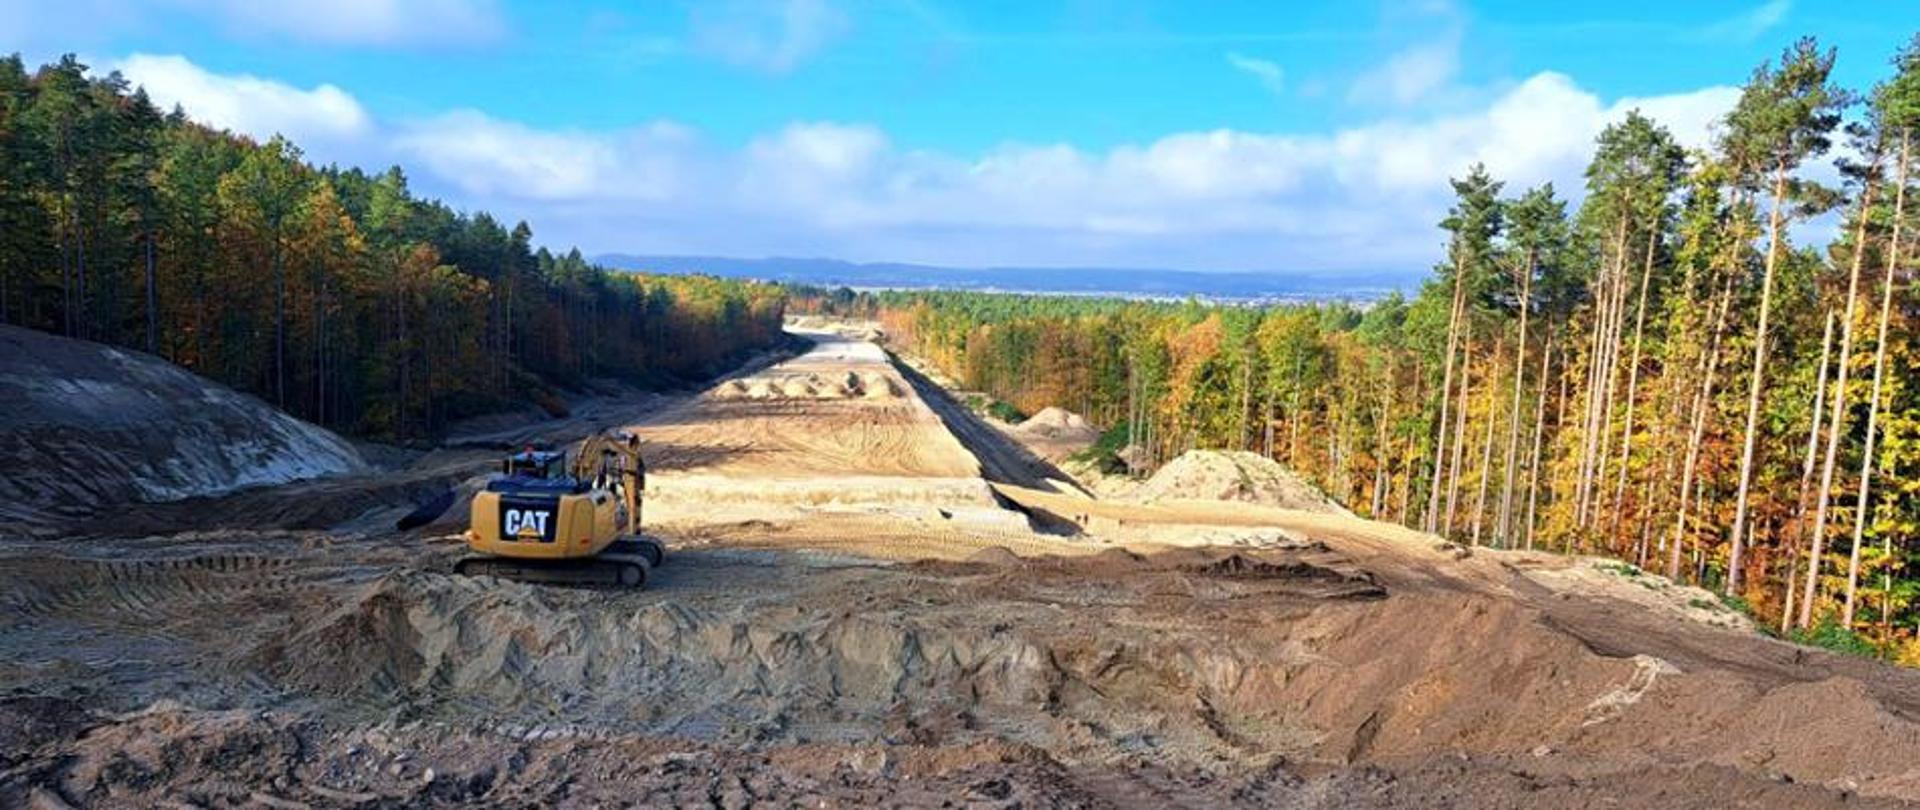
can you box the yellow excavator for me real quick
[456,431,666,587]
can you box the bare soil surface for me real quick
[4,329,1920,808]
[0,325,366,530]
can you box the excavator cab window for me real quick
[503,450,567,479]
[490,449,589,494]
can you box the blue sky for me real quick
[2,0,1914,278]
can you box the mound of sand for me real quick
[0,325,367,526]
[1133,450,1351,515]
[1018,407,1096,441]
[860,373,899,399]
[716,368,906,402]
[991,406,1098,464]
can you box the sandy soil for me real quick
[638,332,997,524]
[0,325,366,530]
[4,329,1920,808]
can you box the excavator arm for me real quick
[573,431,646,533]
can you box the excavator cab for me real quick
[457,433,664,587]
[502,449,570,480]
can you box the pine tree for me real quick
[1720,38,1848,596]
[1426,165,1503,537]
[1844,36,1920,627]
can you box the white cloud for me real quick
[1703,0,1792,42]
[404,72,1739,271]
[113,53,371,145]
[1612,85,1742,152]
[1227,52,1286,95]
[393,111,699,201]
[692,0,848,74]
[102,54,1745,275]
[1349,31,1462,106]
[178,0,505,47]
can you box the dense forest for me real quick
[0,54,786,440]
[804,35,1920,658]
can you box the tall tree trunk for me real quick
[1262,387,1275,460]
[1287,358,1303,468]
[1802,175,1879,627]
[1728,164,1791,596]
[1426,259,1469,533]
[1237,356,1253,451]
[1844,131,1911,627]
[1790,309,1838,628]
[1553,335,1573,551]
[1591,244,1634,534]
[1373,387,1392,518]
[1445,338,1474,536]
[1635,473,1658,568]
[1523,336,1553,551]
[1498,250,1535,545]
[1470,345,1502,546]
[1398,361,1423,527]
[1576,220,1630,527]
[1670,275,1736,582]
[1608,225,1661,544]
[1127,355,1139,476]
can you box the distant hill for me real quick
[594,254,1412,302]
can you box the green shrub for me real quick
[987,400,1027,423]
[1071,423,1135,475]
[1599,562,1644,579]
[1788,617,1877,657]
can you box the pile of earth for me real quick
[1000,406,1099,463]
[0,325,366,528]
[1018,407,1092,438]
[1134,450,1352,515]
[712,372,900,401]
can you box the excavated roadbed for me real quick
[4,329,1920,808]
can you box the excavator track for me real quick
[454,537,666,588]
[609,537,667,568]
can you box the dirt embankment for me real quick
[0,325,366,529]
